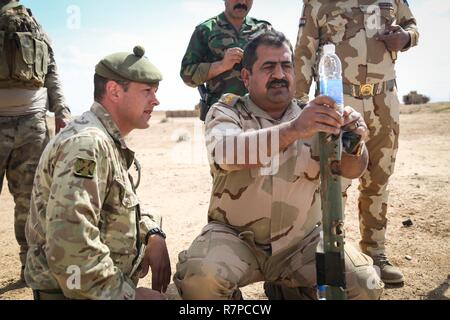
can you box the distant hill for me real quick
[401,102,450,115]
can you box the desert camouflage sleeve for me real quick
[205,102,243,169]
[41,28,71,121]
[180,26,212,88]
[44,135,135,300]
[396,0,419,51]
[294,1,320,103]
[139,210,162,244]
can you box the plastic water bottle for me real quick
[319,44,344,115]
[318,285,327,300]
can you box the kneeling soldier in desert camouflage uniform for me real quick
[25,46,171,300]
[174,31,384,300]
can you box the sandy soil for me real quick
[0,103,449,300]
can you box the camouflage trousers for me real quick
[0,112,49,267]
[342,89,400,257]
[174,222,383,300]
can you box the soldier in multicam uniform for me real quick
[180,0,272,118]
[25,46,171,300]
[0,0,71,281]
[291,0,419,285]
[174,31,384,300]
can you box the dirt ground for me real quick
[0,103,449,300]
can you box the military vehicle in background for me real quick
[403,91,430,105]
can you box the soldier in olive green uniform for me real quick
[180,0,272,118]
[174,31,384,300]
[0,0,71,280]
[25,46,171,300]
[291,0,419,285]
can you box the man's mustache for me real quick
[267,79,289,89]
[234,3,248,11]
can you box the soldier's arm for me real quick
[180,26,214,87]
[396,0,419,51]
[44,135,135,300]
[42,32,71,121]
[294,1,320,104]
[206,107,300,171]
[206,96,343,172]
[138,209,171,293]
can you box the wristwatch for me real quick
[344,141,365,158]
[145,227,166,243]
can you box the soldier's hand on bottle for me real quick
[135,287,168,300]
[376,25,410,52]
[140,235,171,293]
[293,95,343,138]
[342,106,369,142]
[222,47,244,70]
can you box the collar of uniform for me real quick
[243,15,256,28]
[90,102,129,150]
[243,95,301,123]
[217,12,254,29]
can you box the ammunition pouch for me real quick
[0,6,49,89]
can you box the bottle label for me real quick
[320,79,344,113]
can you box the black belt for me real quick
[33,289,69,300]
[343,79,396,99]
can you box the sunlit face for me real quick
[242,44,295,114]
[115,82,160,134]
[224,0,253,20]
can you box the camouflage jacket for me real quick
[205,94,322,254]
[294,0,419,102]
[25,102,160,300]
[180,12,272,105]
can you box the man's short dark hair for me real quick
[243,30,294,72]
[94,74,130,102]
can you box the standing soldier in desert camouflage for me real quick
[289,0,419,287]
[0,0,71,282]
[25,46,171,300]
[174,31,384,300]
[180,0,272,120]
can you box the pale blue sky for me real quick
[21,0,450,115]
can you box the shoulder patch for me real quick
[74,158,96,179]
[219,93,241,108]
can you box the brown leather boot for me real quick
[372,254,405,285]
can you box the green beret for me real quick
[95,46,163,84]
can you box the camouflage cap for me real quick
[95,46,163,84]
